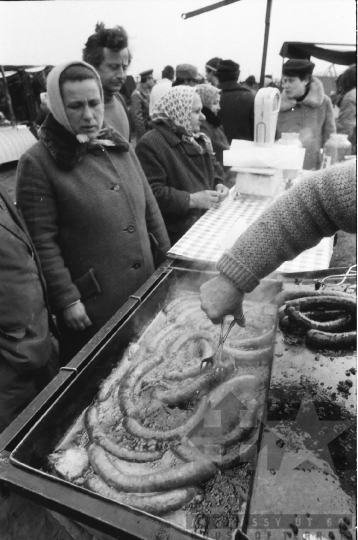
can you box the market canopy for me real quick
[280,42,356,66]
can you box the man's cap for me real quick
[245,75,256,85]
[205,57,222,72]
[175,64,198,80]
[282,59,315,77]
[264,74,273,79]
[139,69,153,78]
[216,59,240,82]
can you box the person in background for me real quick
[242,75,258,95]
[196,83,230,170]
[131,69,155,142]
[336,64,356,138]
[149,65,174,116]
[17,61,170,363]
[205,57,222,87]
[172,64,198,87]
[135,86,229,245]
[216,59,255,144]
[199,160,356,324]
[264,74,278,88]
[83,22,132,141]
[276,59,336,170]
[0,184,59,433]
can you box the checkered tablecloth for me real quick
[167,190,334,273]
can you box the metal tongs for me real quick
[200,316,243,371]
[314,264,357,291]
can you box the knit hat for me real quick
[46,61,103,136]
[175,64,198,80]
[216,60,240,82]
[205,57,222,73]
[282,59,315,77]
[245,75,256,86]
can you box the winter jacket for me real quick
[0,186,52,374]
[336,88,356,137]
[277,77,336,170]
[218,160,356,292]
[135,123,224,244]
[17,115,170,360]
[217,81,255,143]
[199,109,230,167]
[131,83,151,141]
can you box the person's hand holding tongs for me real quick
[200,314,245,370]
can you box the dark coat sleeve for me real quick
[16,153,81,311]
[136,138,191,216]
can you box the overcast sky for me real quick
[0,0,356,81]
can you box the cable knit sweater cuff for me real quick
[217,252,260,293]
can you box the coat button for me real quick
[111,185,120,191]
[127,225,135,233]
[132,262,141,269]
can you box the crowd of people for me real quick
[0,21,356,432]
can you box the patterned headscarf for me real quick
[196,83,221,109]
[151,86,213,154]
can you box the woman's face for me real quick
[210,96,221,115]
[282,76,308,99]
[62,79,104,140]
[190,94,205,133]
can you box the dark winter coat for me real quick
[17,115,170,359]
[135,123,224,244]
[217,81,255,143]
[0,186,52,374]
[277,77,336,170]
[200,108,230,167]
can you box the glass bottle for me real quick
[323,134,352,167]
[277,132,302,181]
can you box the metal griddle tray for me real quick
[7,264,281,540]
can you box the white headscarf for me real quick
[46,61,103,136]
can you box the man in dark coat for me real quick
[0,185,58,432]
[216,59,255,144]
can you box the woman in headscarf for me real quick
[196,83,230,168]
[135,86,229,245]
[16,61,170,362]
[336,64,356,145]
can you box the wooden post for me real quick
[259,0,273,89]
[0,65,16,127]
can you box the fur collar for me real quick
[39,114,130,171]
[280,77,325,111]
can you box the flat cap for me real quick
[175,63,198,80]
[205,57,222,72]
[282,59,315,77]
[139,69,153,78]
[216,59,240,82]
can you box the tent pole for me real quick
[259,0,273,89]
[0,65,16,127]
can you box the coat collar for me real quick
[280,76,325,111]
[154,124,208,155]
[38,114,130,171]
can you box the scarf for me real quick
[196,83,221,109]
[151,86,213,154]
[46,60,107,144]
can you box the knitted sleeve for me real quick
[16,152,81,311]
[217,160,357,292]
[135,136,191,215]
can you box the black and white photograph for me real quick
[0,1,356,539]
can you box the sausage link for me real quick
[85,474,200,516]
[286,306,351,332]
[306,329,357,349]
[273,289,352,308]
[88,444,216,493]
[85,404,162,462]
